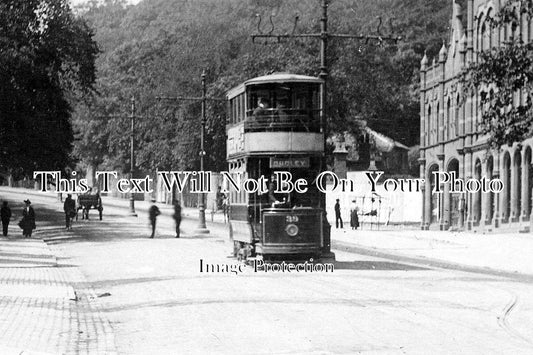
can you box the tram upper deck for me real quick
[226,73,324,159]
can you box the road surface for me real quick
[1,189,533,354]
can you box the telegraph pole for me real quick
[198,71,208,234]
[95,100,148,217]
[129,96,137,216]
[158,71,224,236]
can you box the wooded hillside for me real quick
[73,0,452,173]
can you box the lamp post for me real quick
[129,96,137,217]
[196,71,209,234]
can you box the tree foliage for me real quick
[463,0,533,148]
[74,0,451,174]
[0,0,98,178]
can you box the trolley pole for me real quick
[157,71,224,236]
[129,96,137,217]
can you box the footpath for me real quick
[0,187,116,355]
[332,226,533,282]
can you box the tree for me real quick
[0,0,98,177]
[463,0,533,148]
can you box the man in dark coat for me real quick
[148,199,161,238]
[350,200,359,230]
[334,199,343,229]
[63,194,76,230]
[173,200,182,238]
[1,201,11,236]
[21,199,35,238]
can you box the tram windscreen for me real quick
[246,157,323,212]
[247,83,319,110]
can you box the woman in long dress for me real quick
[20,199,36,237]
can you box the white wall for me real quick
[326,171,422,226]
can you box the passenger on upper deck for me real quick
[275,101,289,125]
[252,98,269,118]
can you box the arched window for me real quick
[455,95,460,137]
[486,9,493,49]
[436,102,440,143]
[481,22,487,52]
[503,14,509,42]
[427,105,432,145]
[447,97,451,140]
[471,93,475,134]
[527,13,533,42]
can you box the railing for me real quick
[244,108,321,132]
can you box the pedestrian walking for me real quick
[222,195,229,224]
[216,186,224,210]
[20,199,36,238]
[334,198,343,229]
[173,200,182,238]
[1,201,12,237]
[148,198,160,238]
[350,200,359,230]
[63,194,76,230]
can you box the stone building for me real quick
[420,0,533,231]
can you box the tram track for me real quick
[287,265,533,352]
[496,291,533,347]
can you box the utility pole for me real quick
[158,70,224,236]
[129,96,137,217]
[96,99,148,217]
[198,71,208,235]
[252,0,401,256]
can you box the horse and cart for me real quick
[75,193,103,220]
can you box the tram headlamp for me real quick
[285,224,299,237]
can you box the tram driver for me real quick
[267,174,290,208]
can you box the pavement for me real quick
[331,227,533,282]
[0,240,116,354]
[0,189,116,355]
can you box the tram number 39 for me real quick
[286,215,299,223]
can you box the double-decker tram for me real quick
[225,73,331,261]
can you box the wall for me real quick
[326,171,422,227]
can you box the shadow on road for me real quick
[333,260,427,271]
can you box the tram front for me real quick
[226,73,331,261]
